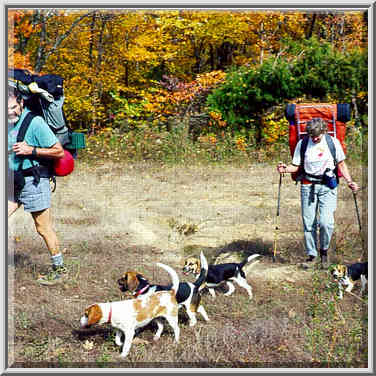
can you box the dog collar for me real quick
[134,284,150,297]
[107,305,112,324]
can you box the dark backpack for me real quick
[9,69,85,191]
[8,69,85,153]
[9,112,56,194]
[35,74,64,98]
[13,111,76,193]
[295,133,338,183]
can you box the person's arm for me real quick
[277,162,299,174]
[12,141,64,160]
[337,160,359,192]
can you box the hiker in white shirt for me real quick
[276,118,359,269]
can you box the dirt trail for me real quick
[8,161,339,283]
[7,160,366,367]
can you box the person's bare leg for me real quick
[8,201,20,217]
[31,209,60,256]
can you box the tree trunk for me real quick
[351,93,360,126]
[260,22,264,65]
[306,13,317,39]
[88,12,97,69]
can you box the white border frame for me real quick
[2,1,373,374]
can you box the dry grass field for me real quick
[7,160,368,368]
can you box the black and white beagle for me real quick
[331,262,368,299]
[117,252,209,327]
[183,253,261,299]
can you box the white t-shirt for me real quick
[292,136,345,176]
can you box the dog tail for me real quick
[239,253,261,268]
[156,263,180,293]
[193,251,208,289]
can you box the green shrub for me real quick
[207,37,368,140]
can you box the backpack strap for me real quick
[15,112,53,182]
[324,133,337,165]
[16,112,36,143]
[299,136,310,171]
[16,112,37,171]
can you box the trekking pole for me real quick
[353,191,362,233]
[273,173,283,262]
[353,191,365,261]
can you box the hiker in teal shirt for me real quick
[8,107,58,171]
[8,82,66,285]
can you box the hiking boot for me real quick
[320,255,329,270]
[37,265,67,286]
[320,249,329,270]
[301,255,318,270]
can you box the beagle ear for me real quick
[86,304,103,326]
[194,258,201,273]
[126,272,139,292]
[136,273,146,281]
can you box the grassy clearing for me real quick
[8,127,368,368]
[81,118,366,167]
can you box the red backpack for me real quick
[285,103,351,181]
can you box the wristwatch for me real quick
[32,147,37,157]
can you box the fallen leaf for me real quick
[132,338,149,345]
[83,340,94,350]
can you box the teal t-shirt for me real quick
[8,108,59,171]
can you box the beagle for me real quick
[183,253,261,299]
[117,252,209,327]
[331,262,368,299]
[80,263,180,358]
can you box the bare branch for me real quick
[35,10,96,72]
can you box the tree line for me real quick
[8,9,368,139]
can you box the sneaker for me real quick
[301,256,318,269]
[37,265,67,286]
[54,265,67,274]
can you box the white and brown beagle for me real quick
[117,252,209,327]
[183,253,261,299]
[80,263,180,358]
[331,262,368,299]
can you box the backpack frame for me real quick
[285,102,350,182]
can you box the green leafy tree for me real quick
[207,37,367,141]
